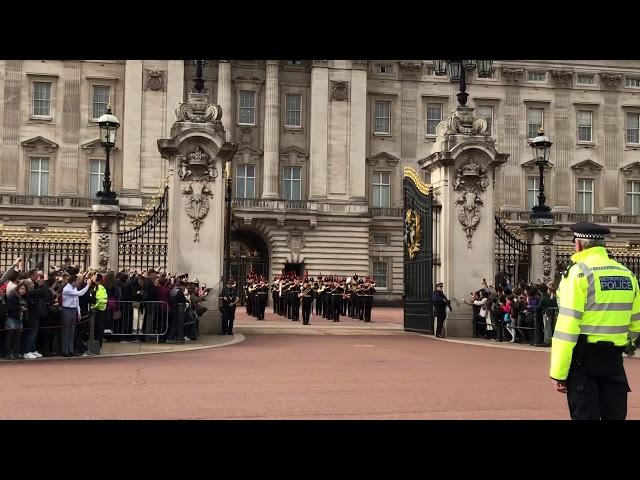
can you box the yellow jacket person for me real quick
[550,222,640,420]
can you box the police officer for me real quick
[550,222,640,420]
[219,277,237,335]
[432,282,452,338]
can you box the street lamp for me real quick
[96,104,120,205]
[433,60,494,107]
[193,60,206,93]
[529,128,554,220]
[223,159,233,283]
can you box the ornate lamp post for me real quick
[433,60,493,106]
[223,159,233,283]
[529,129,554,220]
[193,60,206,93]
[96,104,120,205]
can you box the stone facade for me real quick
[2,60,640,301]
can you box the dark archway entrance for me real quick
[228,230,269,306]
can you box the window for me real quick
[235,164,255,198]
[577,110,593,142]
[372,260,388,289]
[527,71,546,82]
[284,94,302,127]
[375,64,392,74]
[283,166,302,200]
[373,235,388,246]
[373,100,391,134]
[287,60,303,66]
[528,108,544,139]
[372,172,391,207]
[29,157,50,196]
[576,178,594,214]
[92,85,111,120]
[32,82,51,117]
[89,159,105,198]
[476,105,494,136]
[625,77,640,88]
[626,181,640,215]
[577,74,594,85]
[527,176,539,210]
[426,103,443,136]
[627,112,640,144]
[238,90,256,125]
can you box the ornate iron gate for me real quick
[118,186,169,272]
[556,243,640,279]
[0,227,90,272]
[403,167,435,334]
[494,215,530,286]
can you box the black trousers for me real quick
[349,295,356,318]
[566,346,629,420]
[292,300,300,321]
[279,296,286,317]
[323,295,331,318]
[221,307,236,334]
[435,308,446,336]
[332,295,341,321]
[94,310,106,347]
[246,294,253,315]
[363,296,373,323]
[302,300,312,324]
[357,297,364,320]
[272,292,278,314]
[315,295,322,316]
[257,293,267,320]
[341,297,348,316]
[5,328,22,356]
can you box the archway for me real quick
[228,229,270,306]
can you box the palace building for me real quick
[1,60,640,301]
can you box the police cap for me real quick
[570,222,610,240]
[436,282,443,287]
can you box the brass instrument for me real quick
[299,286,312,297]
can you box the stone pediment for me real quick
[520,158,555,169]
[81,138,118,154]
[280,145,308,163]
[21,136,59,153]
[235,144,263,155]
[570,159,603,173]
[620,161,640,176]
[367,151,400,167]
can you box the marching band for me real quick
[242,271,376,324]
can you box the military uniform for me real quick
[550,222,640,420]
[432,282,452,338]
[257,282,268,320]
[219,281,237,335]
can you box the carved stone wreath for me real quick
[330,81,349,101]
[182,181,213,242]
[144,70,165,91]
[404,208,422,259]
[454,161,490,248]
[98,232,110,270]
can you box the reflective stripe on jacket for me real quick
[550,246,640,380]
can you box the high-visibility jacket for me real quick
[94,284,108,312]
[550,246,640,381]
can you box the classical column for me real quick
[59,61,81,195]
[0,60,21,193]
[122,60,142,195]
[262,60,280,199]
[349,63,367,200]
[217,60,233,141]
[309,60,329,199]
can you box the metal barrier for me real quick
[105,301,169,343]
[472,306,558,346]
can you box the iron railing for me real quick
[494,214,530,285]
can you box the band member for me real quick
[356,279,365,320]
[291,279,301,321]
[279,278,286,317]
[349,277,358,318]
[341,277,349,316]
[331,279,342,322]
[300,279,313,325]
[363,277,376,323]
[257,279,268,320]
[271,276,279,315]
[322,277,332,319]
[314,279,323,316]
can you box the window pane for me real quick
[374,101,390,134]
[33,82,51,116]
[40,173,49,195]
[380,185,390,207]
[235,177,245,198]
[246,165,255,178]
[291,179,301,200]
[92,86,110,119]
[426,103,442,135]
[373,261,387,288]
[528,108,543,138]
[372,185,381,207]
[239,91,256,124]
[292,166,301,180]
[246,177,255,198]
[285,94,302,127]
[30,172,40,196]
[477,105,493,136]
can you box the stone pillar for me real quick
[525,224,559,285]
[122,60,143,195]
[420,105,508,337]
[88,205,124,272]
[217,61,233,141]
[59,61,81,195]
[309,61,329,199]
[158,92,237,334]
[349,63,367,200]
[262,60,279,199]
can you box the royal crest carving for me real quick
[454,161,490,248]
[404,209,422,259]
[400,62,422,79]
[97,221,110,269]
[176,92,223,124]
[288,230,305,254]
[144,69,165,91]
[182,181,213,242]
[330,81,349,101]
[177,146,219,183]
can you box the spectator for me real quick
[61,274,92,357]
[23,277,45,359]
[92,273,108,349]
[5,281,29,359]
[536,283,557,346]
[39,276,60,357]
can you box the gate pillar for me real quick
[419,105,508,337]
[88,204,125,272]
[524,224,559,285]
[158,91,238,334]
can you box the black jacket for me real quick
[6,289,27,321]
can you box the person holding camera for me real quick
[5,281,30,359]
[60,273,92,357]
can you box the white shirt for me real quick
[6,281,18,293]
[62,282,91,312]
